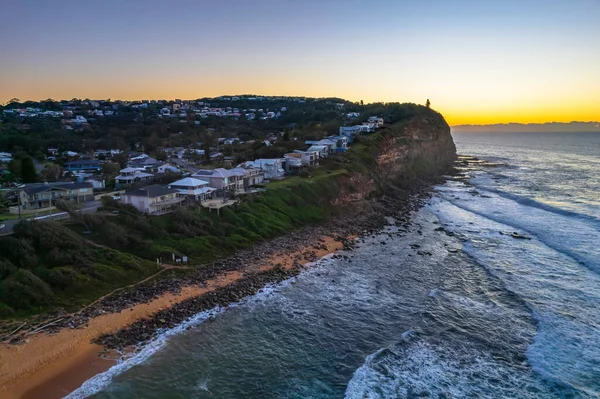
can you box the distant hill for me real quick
[452,122,600,133]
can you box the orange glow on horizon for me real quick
[2,77,598,127]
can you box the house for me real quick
[168,177,216,202]
[129,156,160,169]
[292,150,319,166]
[156,163,181,174]
[307,145,329,159]
[367,116,384,128]
[0,152,12,163]
[283,154,304,172]
[94,150,112,159]
[121,185,184,215]
[115,167,154,185]
[17,182,94,211]
[340,125,373,142]
[84,178,106,190]
[238,165,264,188]
[328,135,348,152]
[340,125,366,136]
[223,138,240,145]
[64,160,103,172]
[72,115,88,124]
[238,159,285,180]
[305,139,336,154]
[192,168,245,193]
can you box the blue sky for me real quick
[1,0,599,124]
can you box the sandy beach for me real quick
[0,236,345,399]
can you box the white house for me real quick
[292,150,320,166]
[115,167,153,185]
[168,177,216,202]
[283,154,304,172]
[305,139,336,154]
[121,185,184,215]
[339,125,372,136]
[84,178,106,190]
[306,145,329,159]
[0,152,12,163]
[367,116,384,128]
[238,159,285,180]
[233,166,264,188]
[327,135,348,152]
[192,168,245,193]
[156,163,181,174]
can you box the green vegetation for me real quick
[0,101,449,318]
[0,220,159,316]
[81,174,344,264]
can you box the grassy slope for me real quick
[0,110,444,318]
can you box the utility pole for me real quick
[17,189,21,219]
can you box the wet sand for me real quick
[0,236,344,399]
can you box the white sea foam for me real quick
[64,308,221,399]
[428,193,600,397]
[344,340,562,399]
[64,254,340,399]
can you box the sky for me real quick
[1,0,599,125]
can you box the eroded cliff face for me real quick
[374,114,456,188]
[332,113,456,205]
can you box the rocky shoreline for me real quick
[2,175,440,352]
[92,182,435,352]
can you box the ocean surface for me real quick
[70,132,600,399]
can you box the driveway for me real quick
[0,200,101,235]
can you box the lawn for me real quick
[267,167,348,188]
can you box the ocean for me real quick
[70,132,600,399]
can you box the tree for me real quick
[21,158,37,183]
[55,200,92,233]
[425,99,431,108]
[201,132,213,162]
[102,162,120,175]
[40,163,63,182]
[360,100,364,106]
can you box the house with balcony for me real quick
[292,150,319,166]
[305,139,336,154]
[168,177,216,202]
[237,165,264,188]
[121,185,184,215]
[328,135,348,152]
[64,160,103,172]
[192,168,245,194]
[366,116,384,128]
[17,182,94,211]
[115,167,154,186]
[238,159,285,180]
[306,145,329,159]
[283,153,304,173]
[339,125,372,142]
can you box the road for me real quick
[0,200,101,235]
